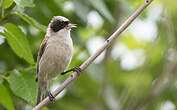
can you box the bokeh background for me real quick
[0,0,177,110]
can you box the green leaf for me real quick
[13,0,35,7]
[13,0,35,11]
[3,23,34,64]
[88,0,114,23]
[0,84,15,110]
[1,0,14,9]
[16,12,47,32]
[9,70,37,104]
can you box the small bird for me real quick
[36,16,81,104]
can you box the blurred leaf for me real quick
[150,44,164,65]
[3,23,34,64]
[57,101,84,110]
[13,0,35,10]
[73,0,89,23]
[16,12,47,32]
[1,0,14,9]
[88,0,114,23]
[132,0,144,9]
[118,0,144,9]
[9,70,37,104]
[42,107,49,110]
[165,0,177,14]
[120,35,149,50]
[118,73,152,94]
[0,84,15,110]
[75,73,100,102]
[0,75,4,83]
[0,75,4,84]
[78,27,94,42]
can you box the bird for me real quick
[36,16,81,104]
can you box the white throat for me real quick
[47,28,71,38]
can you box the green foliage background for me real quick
[0,0,176,110]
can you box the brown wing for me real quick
[36,35,49,81]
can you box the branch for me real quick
[32,0,153,109]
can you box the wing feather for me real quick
[36,35,49,81]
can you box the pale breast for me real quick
[39,36,73,80]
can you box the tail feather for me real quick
[37,82,47,105]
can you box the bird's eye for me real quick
[64,21,69,25]
[61,21,65,25]
[60,21,69,26]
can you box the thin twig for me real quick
[32,0,153,109]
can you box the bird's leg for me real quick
[46,82,55,102]
[61,67,82,76]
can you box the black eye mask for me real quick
[50,20,69,32]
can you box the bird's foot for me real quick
[61,67,82,76]
[48,91,55,102]
[71,67,82,76]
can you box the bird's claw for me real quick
[61,67,82,76]
[48,91,55,102]
[72,67,82,76]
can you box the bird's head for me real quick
[48,16,76,34]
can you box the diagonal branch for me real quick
[32,0,153,109]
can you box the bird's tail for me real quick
[36,82,47,105]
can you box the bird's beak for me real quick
[67,23,77,30]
